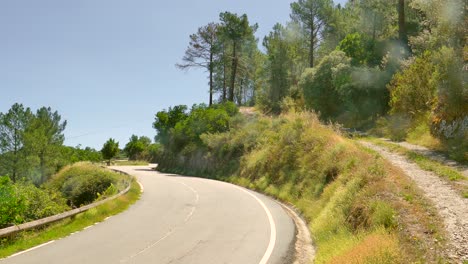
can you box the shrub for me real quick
[388,52,438,118]
[0,176,25,228]
[0,176,69,228]
[48,163,127,207]
[300,50,390,127]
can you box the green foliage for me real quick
[337,33,367,65]
[385,46,467,149]
[300,50,390,127]
[16,181,69,222]
[0,104,33,182]
[153,105,188,146]
[48,163,127,207]
[290,0,333,67]
[124,135,152,161]
[301,51,348,119]
[219,11,258,103]
[0,180,141,258]
[101,138,119,163]
[59,145,102,164]
[429,47,467,142]
[370,200,397,228]
[388,52,438,118]
[0,176,25,228]
[154,103,239,171]
[173,104,231,146]
[0,104,67,184]
[0,176,69,228]
[176,22,221,105]
[337,33,382,66]
[258,24,292,114]
[23,107,67,184]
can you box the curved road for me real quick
[2,165,295,264]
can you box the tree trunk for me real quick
[222,47,227,102]
[309,23,315,68]
[209,53,213,106]
[12,129,18,183]
[372,13,377,42]
[229,41,238,102]
[398,0,407,46]
[40,152,46,184]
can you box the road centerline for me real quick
[119,176,200,263]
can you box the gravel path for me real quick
[389,140,467,177]
[360,141,468,262]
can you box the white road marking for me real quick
[137,180,144,193]
[120,229,175,263]
[178,181,200,222]
[232,185,277,264]
[8,240,55,258]
[120,178,199,263]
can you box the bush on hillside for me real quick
[0,176,69,228]
[300,51,390,128]
[47,163,127,207]
[0,176,25,228]
[154,102,239,171]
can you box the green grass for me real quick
[0,180,141,258]
[112,160,149,166]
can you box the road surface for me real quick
[1,165,295,264]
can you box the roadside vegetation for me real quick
[1,0,465,262]
[175,0,465,162]
[152,105,449,263]
[0,162,131,229]
[150,1,465,262]
[0,179,140,259]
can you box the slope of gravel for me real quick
[360,141,468,262]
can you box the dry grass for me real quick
[160,111,452,263]
[329,230,401,264]
[368,156,449,263]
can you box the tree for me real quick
[290,0,333,68]
[101,138,119,166]
[177,23,221,106]
[388,52,437,118]
[398,0,407,47]
[260,24,291,113]
[23,107,67,184]
[300,50,348,119]
[0,104,33,182]
[124,135,151,160]
[153,105,188,147]
[219,12,257,102]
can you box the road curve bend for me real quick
[2,165,295,264]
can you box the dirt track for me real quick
[360,141,468,263]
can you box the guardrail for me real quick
[0,170,132,238]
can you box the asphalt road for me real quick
[1,165,295,264]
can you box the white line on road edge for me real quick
[137,180,144,193]
[232,185,277,264]
[8,240,55,258]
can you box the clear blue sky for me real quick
[0,0,347,149]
